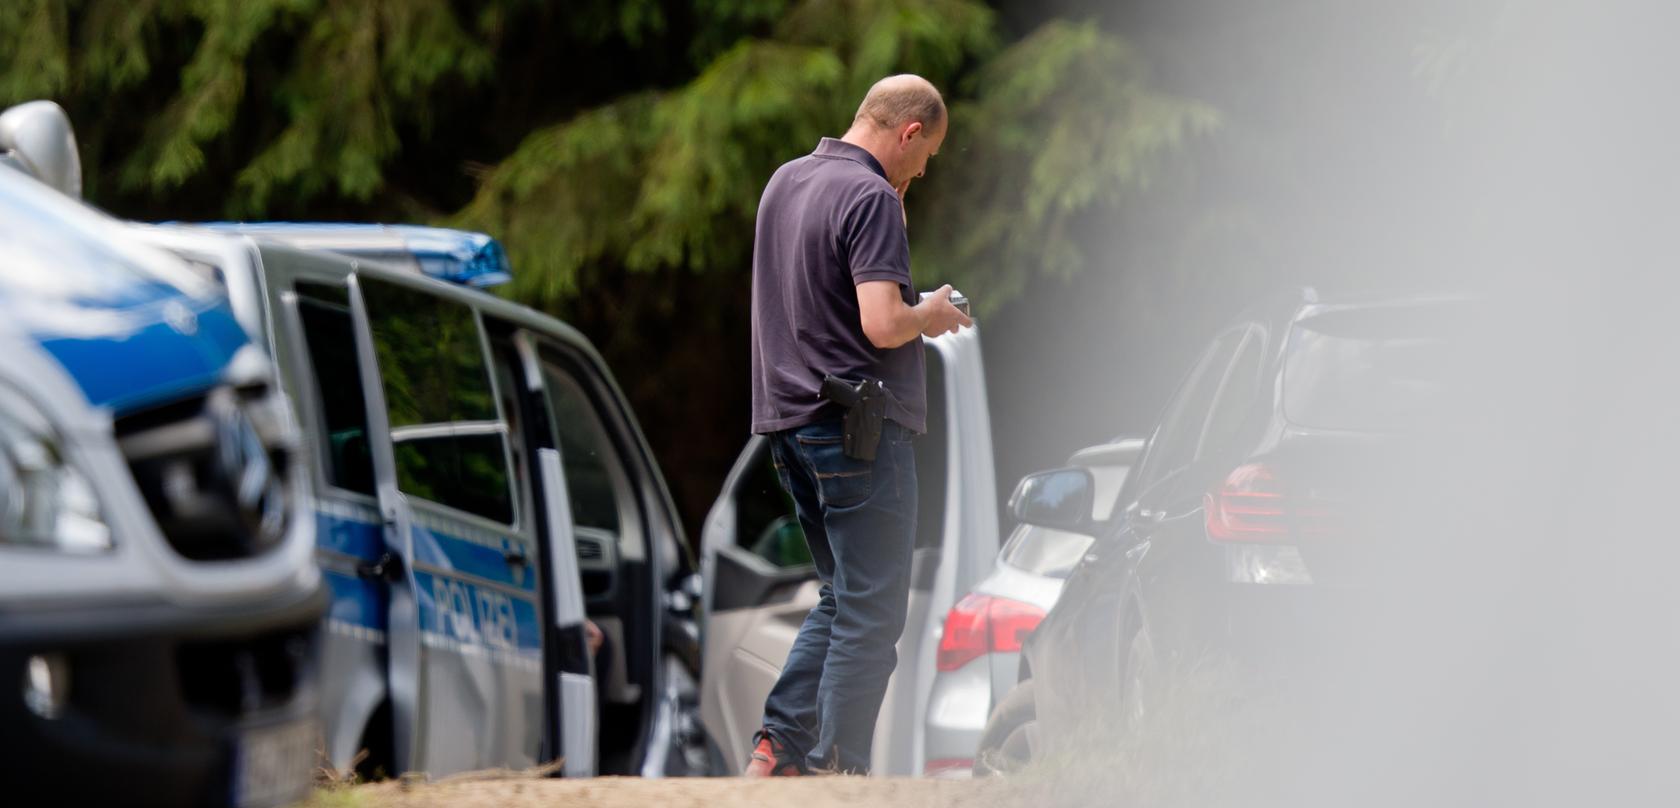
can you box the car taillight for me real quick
[936,593,1046,672]
[1205,462,1330,543]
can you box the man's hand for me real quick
[859,280,972,349]
[917,284,972,338]
[585,618,604,656]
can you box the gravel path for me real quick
[305,773,1028,808]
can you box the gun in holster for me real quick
[819,375,898,461]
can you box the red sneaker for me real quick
[743,733,803,777]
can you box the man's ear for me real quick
[902,121,924,146]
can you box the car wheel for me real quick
[973,679,1038,776]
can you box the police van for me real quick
[131,222,709,779]
[0,103,322,806]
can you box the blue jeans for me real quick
[761,418,917,774]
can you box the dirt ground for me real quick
[303,772,1030,808]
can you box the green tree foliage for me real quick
[0,0,1211,311]
[453,2,1214,313]
[0,0,499,209]
[916,20,1219,312]
[454,0,1000,304]
[0,0,1217,531]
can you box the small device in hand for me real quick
[921,289,971,317]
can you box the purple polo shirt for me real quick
[750,138,926,434]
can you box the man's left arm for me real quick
[847,188,970,348]
[858,281,968,349]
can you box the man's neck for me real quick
[841,124,896,183]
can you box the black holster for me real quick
[818,375,897,461]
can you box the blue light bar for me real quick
[189,222,514,288]
[386,225,512,288]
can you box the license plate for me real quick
[233,718,318,808]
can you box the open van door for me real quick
[347,273,548,776]
[698,328,1000,775]
[501,331,597,777]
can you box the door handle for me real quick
[357,551,403,582]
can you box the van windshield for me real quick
[1283,302,1466,432]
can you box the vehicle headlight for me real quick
[0,384,111,553]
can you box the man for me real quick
[745,74,972,776]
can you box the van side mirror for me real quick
[1009,467,1096,535]
[0,101,82,198]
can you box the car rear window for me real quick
[999,525,1094,579]
[1283,303,1464,431]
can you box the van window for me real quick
[359,277,514,523]
[539,359,641,557]
[293,281,375,496]
[487,338,535,520]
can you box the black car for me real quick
[977,290,1470,779]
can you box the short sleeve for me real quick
[843,189,912,288]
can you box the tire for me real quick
[972,679,1038,776]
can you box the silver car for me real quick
[922,437,1143,777]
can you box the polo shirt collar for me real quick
[814,137,888,182]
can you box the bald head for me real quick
[853,74,946,133]
[842,74,948,190]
